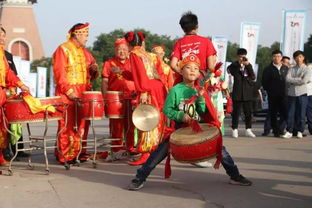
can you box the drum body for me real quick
[104,91,124,118]
[78,91,104,120]
[4,96,63,124]
[170,124,221,163]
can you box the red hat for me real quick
[179,53,201,69]
[114,38,128,47]
[67,22,89,40]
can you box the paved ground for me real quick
[0,117,311,208]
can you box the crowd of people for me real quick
[0,10,310,191]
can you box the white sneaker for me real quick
[232,129,238,138]
[297,132,303,138]
[245,129,256,138]
[191,161,213,168]
[282,131,292,138]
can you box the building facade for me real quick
[0,0,44,61]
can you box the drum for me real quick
[170,124,221,163]
[4,96,63,124]
[78,91,104,120]
[104,91,124,118]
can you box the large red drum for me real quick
[3,96,63,124]
[104,91,124,118]
[170,124,221,163]
[78,91,104,120]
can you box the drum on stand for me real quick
[170,124,221,163]
[78,91,104,120]
[4,96,63,124]
[104,91,124,118]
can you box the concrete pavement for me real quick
[0,118,311,208]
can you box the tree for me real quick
[226,41,239,63]
[304,34,312,63]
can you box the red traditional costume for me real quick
[128,39,167,165]
[102,38,136,152]
[53,23,97,163]
[0,45,25,165]
[151,45,174,90]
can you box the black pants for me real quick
[268,95,287,135]
[232,100,252,129]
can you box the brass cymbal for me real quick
[132,104,160,131]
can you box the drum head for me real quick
[170,124,219,146]
[132,104,160,131]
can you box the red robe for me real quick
[53,40,96,162]
[0,47,24,150]
[102,57,136,152]
[129,47,167,153]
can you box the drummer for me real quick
[53,22,99,164]
[128,54,252,190]
[101,37,136,159]
[0,37,30,166]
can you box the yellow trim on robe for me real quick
[60,41,88,85]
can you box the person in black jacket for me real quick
[228,48,256,138]
[262,50,288,137]
[0,26,29,159]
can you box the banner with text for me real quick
[49,66,55,96]
[28,73,37,97]
[240,22,261,67]
[281,10,306,62]
[212,36,228,79]
[37,67,47,98]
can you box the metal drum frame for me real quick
[1,99,69,175]
[74,94,131,168]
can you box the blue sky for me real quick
[33,0,312,56]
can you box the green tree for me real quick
[226,41,239,63]
[304,34,312,63]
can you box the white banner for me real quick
[281,10,306,62]
[28,73,37,97]
[14,59,30,94]
[240,22,261,67]
[49,66,55,96]
[37,67,47,98]
[212,36,228,80]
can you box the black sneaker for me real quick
[229,175,252,186]
[128,178,144,191]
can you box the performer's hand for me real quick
[68,92,78,100]
[89,63,98,71]
[182,114,192,124]
[111,67,122,74]
[89,63,99,79]
[197,87,205,96]
[20,85,30,92]
[140,93,148,104]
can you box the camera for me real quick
[242,57,248,62]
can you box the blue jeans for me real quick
[306,96,312,134]
[136,140,240,181]
[286,95,308,133]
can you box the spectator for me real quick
[283,50,311,138]
[227,48,256,138]
[262,50,288,137]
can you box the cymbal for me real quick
[132,104,160,131]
